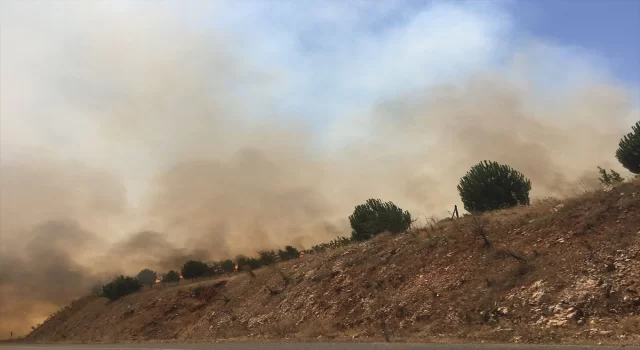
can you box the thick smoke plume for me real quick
[0,1,637,339]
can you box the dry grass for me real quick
[621,316,640,335]
[24,180,640,345]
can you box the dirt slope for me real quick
[25,181,640,344]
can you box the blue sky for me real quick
[183,0,640,126]
[511,0,640,88]
[2,0,638,132]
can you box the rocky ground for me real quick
[25,180,640,345]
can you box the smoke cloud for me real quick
[0,0,637,338]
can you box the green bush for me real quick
[258,250,277,266]
[163,270,181,284]
[136,268,157,288]
[204,263,218,279]
[246,257,262,270]
[236,255,262,271]
[277,246,299,261]
[616,121,640,174]
[181,260,208,281]
[101,275,143,301]
[457,160,531,213]
[220,259,236,274]
[349,199,411,241]
[309,236,350,253]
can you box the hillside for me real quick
[25,181,640,345]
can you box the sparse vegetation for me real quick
[309,236,350,253]
[101,275,143,301]
[597,166,624,186]
[616,121,640,174]
[457,160,532,213]
[232,248,291,273]
[349,199,412,241]
[192,285,205,298]
[136,268,157,288]
[24,180,640,345]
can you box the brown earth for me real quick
[24,180,640,345]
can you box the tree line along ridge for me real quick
[97,120,640,301]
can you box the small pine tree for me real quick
[457,160,532,213]
[163,270,181,284]
[349,199,411,241]
[101,275,143,301]
[616,121,640,174]
[597,166,624,186]
[136,268,157,288]
[181,260,208,281]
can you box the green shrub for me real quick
[236,255,262,271]
[235,255,248,269]
[246,257,262,270]
[181,260,209,281]
[258,250,277,266]
[101,275,143,301]
[204,263,219,279]
[310,236,350,253]
[277,246,299,261]
[349,199,411,241]
[136,268,157,288]
[220,259,236,274]
[457,160,531,213]
[163,270,181,284]
[616,121,640,174]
